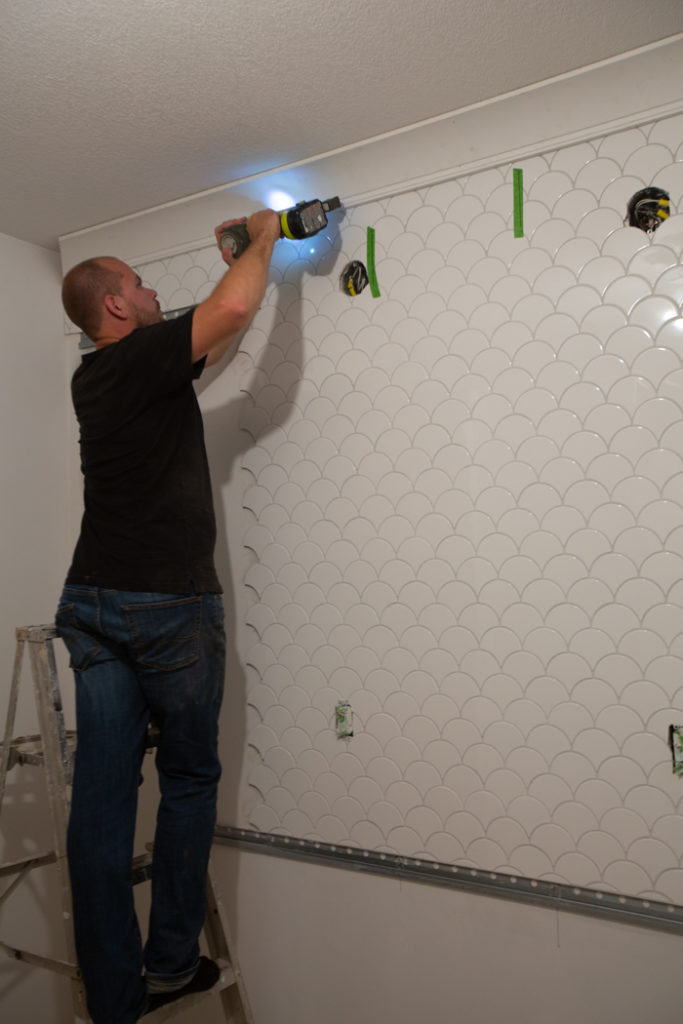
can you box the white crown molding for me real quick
[59,35,683,274]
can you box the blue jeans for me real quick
[56,585,225,1024]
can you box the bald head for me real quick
[61,258,125,339]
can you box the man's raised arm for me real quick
[192,208,281,367]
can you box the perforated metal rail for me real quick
[215,824,683,933]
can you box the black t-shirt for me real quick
[66,309,221,593]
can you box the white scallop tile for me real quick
[575,158,623,196]
[553,189,600,228]
[579,256,628,295]
[633,349,681,392]
[598,127,648,161]
[470,301,510,335]
[628,244,678,287]
[601,226,650,262]
[577,208,623,246]
[466,211,508,248]
[655,212,683,257]
[630,294,679,333]
[655,266,683,306]
[577,829,625,871]
[624,144,675,182]
[603,324,653,365]
[580,304,628,343]
[531,218,576,255]
[525,170,571,206]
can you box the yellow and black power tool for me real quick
[220,197,342,258]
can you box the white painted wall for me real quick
[0,232,75,1023]
[216,844,683,1024]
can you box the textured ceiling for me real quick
[1,0,682,251]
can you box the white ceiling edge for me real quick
[59,34,683,279]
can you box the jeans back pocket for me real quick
[123,596,201,671]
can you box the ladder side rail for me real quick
[25,629,86,1020]
[0,632,26,808]
[27,632,71,852]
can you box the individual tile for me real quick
[403,805,447,844]
[527,770,573,812]
[598,126,648,160]
[655,267,683,306]
[521,199,553,237]
[530,822,576,864]
[601,225,650,261]
[576,157,623,196]
[579,256,629,295]
[580,304,628,342]
[505,794,552,836]
[534,266,578,305]
[634,395,681,439]
[628,244,678,288]
[602,325,652,366]
[577,208,623,245]
[557,239,603,277]
[467,168,508,201]
[556,284,602,320]
[553,189,598,227]
[405,204,448,243]
[531,218,575,255]
[632,348,680,390]
[551,793,599,835]
[624,143,675,182]
[653,211,683,256]
[577,829,627,872]
[527,170,572,207]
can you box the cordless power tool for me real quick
[219,196,342,258]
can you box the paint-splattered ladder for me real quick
[0,624,252,1023]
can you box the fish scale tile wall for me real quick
[143,112,683,903]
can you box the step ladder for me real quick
[0,625,253,1023]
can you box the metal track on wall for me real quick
[215,824,683,934]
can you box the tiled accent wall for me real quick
[143,112,683,903]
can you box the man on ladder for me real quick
[56,210,281,1024]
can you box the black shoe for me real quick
[143,957,221,1015]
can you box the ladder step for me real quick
[142,959,236,1022]
[1,725,158,772]
[0,732,77,770]
[0,850,57,879]
[0,937,79,978]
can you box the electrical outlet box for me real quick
[669,724,683,773]
[335,700,353,739]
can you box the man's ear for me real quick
[104,293,126,319]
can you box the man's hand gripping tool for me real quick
[219,197,342,258]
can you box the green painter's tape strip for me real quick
[366,226,380,298]
[513,168,524,238]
